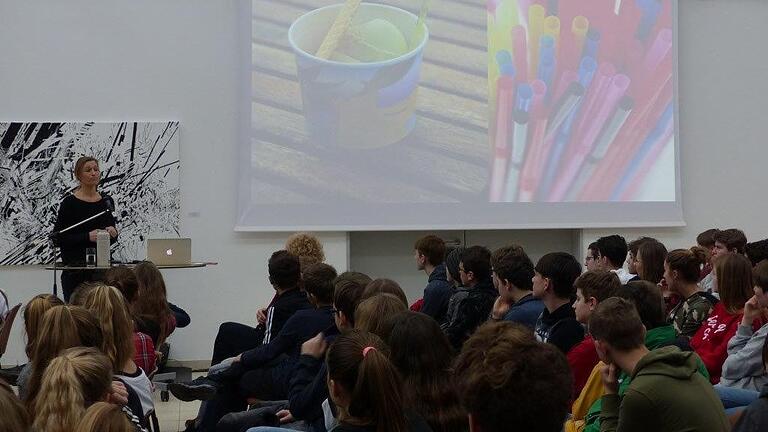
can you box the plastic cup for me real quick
[288,3,429,149]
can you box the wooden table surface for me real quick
[251,0,490,203]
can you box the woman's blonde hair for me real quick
[134,261,174,345]
[31,347,112,432]
[23,294,64,357]
[0,378,29,432]
[285,232,325,266]
[354,294,407,336]
[76,402,133,432]
[25,306,102,405]
[78,284,135,371]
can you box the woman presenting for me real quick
[53,156,118,301]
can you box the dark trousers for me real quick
[211,322,265,366]
[61,269,105,302]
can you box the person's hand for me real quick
[232,354,242,363]
[105,226,118,238]
[256,308,267,325]
[277,409,294,424]
[89,230,100,242]
[301,332,327,359]
[601,363,619,395]
[491,296,512,320]
[108,381,129,405]
[743,295,763,325]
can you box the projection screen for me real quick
[238,0,682,230]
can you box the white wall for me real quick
[0,0,349,365]
[1,0,767,365]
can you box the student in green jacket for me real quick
[589,298,729,432]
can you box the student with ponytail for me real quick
[16,294,64,398]
[325,330,431,432]
[77,402,148,432]
[665,247,715,337]
[0,378,29,432]
[30,347,114,432]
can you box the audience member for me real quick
[568,270,621,397]
[489,244,543,329]
[454,321,571,432]
[626,237,654,282]
[441,246,469,327]
[691,253,757,383]
[382,311,466,432]
[532,252,584,354]
[31,347,121,432]
[696,228,719,281]
[326,330,431,432]
[595,235,632,284]
[635,239,667,284]
[362,278,408,306]
[16,294,64,394]
[414,235,452,323]
[700,228,747,292]
[355,294,408,336]
[285,232,326,269]
[0,378,29,432]
[745,239,768,267]
[134,261,188,345]
[731,336,768,432]
[665,248,714,337]
[77,401,148,432]
[589,298,729,432]
[721,260,768,390]
[443,246,497,348]
[585,242,600,272]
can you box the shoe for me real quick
[169,377,218,401]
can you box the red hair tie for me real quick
[362,346,376,357]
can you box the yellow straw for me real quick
[316,0,362,59]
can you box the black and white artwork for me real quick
[0,122,180,265]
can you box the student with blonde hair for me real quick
[354,293,408,336]
[15,294,64,397]
[77,284,154,418]
[285,232,325,268]
[0,378,29,432]
[77,401,148,432]
[30,347,114,432]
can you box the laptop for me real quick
[146,238,192,266]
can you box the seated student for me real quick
[532,252,584,354]
[665,248,714,337]
[362,278,409,307]
[173,263,338,431]
[77,285,154,419]
[414,235,452,322]
[691,253,758,383]
[31,347,138,432]
[324,330,432,432]
[285,232,326,269]
[700,228,748,292]
[0,378,29,432]
[454,321,572,432]
[625,238,654,283]
[355,294,408,336]
[568,270,621,397]
[568,281,709,432]
[489,244,543,329]
[590,298,729,432]
[210,251,312,367]
[443,246,498,349]
[440,247,469,326]
[595,235,633,284]
[23,306,104,406]
[635,239,667,285]
[382,311,467,432]
[697,228,719,280]
[722,260,768,390]
[134,261,190,345]
[585,242,600,272]
[77,401,147,432]
[102,267,158,373]
[732,337,768,432]
[15,293,64,397]
[746,240,768,267]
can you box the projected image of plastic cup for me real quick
[288,3,429,149]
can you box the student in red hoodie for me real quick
[691,253,758,383]
[568,270,622,397]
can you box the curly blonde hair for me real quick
[285,232,325,266]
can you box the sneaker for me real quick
[169,377,218,401]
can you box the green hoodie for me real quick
[599,346,729,432]
[583,326,709,432]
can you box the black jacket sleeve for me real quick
[240,314,300,368]
[287,355,328,424]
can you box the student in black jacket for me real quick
[414,235,452,323]
[532,252,585,354]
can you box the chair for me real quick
[0,303,21,359]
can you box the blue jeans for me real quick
[714,384,759,410]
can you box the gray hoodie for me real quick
[721,323,768,391]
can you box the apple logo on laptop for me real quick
[166,249,174,256]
